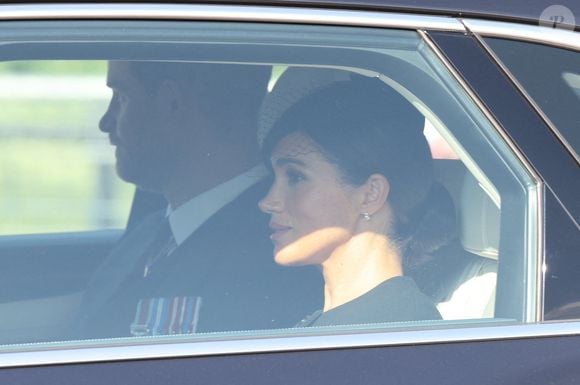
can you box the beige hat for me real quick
[257,66,351,147]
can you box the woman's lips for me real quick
[269,222,291,241]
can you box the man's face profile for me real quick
[99,61,173,190]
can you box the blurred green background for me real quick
[0,61,133,235]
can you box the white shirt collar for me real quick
[166,165,268,246]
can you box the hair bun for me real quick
[400,182,457,268]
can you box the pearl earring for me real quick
[362,212,371,221]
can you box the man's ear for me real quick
[359,174,390,216]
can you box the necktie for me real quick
[142,217,177,278]
[131,217,202,336]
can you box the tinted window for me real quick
[0,21,537,349]
[0,61,133,234]
[485,38,580,158]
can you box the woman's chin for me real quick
[273,238,333,266]
[274,247,308,266]
[273,249,292,266]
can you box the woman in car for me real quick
[258,74,445,326]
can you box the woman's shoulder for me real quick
[385,276,442,321]
[306,276,441,327]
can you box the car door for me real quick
[0,3,578,384]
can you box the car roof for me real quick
[3,0,580,29]
[265,0,579,27]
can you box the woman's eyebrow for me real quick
[273,157,307,168]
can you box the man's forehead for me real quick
[106,61,138,87]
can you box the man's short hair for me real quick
[127,61,271,128]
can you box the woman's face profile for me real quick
[259,132,362,266]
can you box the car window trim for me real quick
[462,19,580,52]
[1,321,580,369]
[0,3,465,31]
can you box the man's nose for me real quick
[99,101,116,134]
[258,185,283,214]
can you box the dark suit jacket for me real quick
[75,181,323,339]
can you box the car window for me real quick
[484,38,580,159]
[0,21,537,350]
[0,60,134,235]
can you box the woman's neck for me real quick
[320,232,403,312]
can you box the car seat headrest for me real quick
[460,173,500,260]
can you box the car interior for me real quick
[0,22,535,346]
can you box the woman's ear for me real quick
[359,174,390,216]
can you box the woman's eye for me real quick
[286,169,305,185]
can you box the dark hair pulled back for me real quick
[262,74,456,266]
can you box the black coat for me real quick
[75,181,323,339]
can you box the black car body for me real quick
[0,1,578,383]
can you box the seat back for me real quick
[436,173,499,319]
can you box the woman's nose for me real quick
[258,186,283,214]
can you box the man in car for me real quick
[74,61,321,339]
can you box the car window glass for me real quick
[0,21,537,350]
[0,60,134,235]
[484,38,580,158]
[563,72,580,100]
